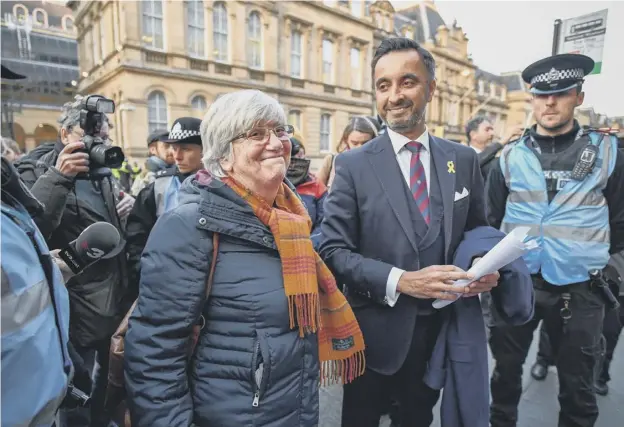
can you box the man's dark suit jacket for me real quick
[476,142,503,181]
[319,132,488,375]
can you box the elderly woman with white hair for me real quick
[124,89,365,427]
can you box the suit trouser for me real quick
[341,313,442,427]
[489,281,604,427]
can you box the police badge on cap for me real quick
[522,53,594,95]
[163,117,202,145]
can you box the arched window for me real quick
[247,12,262,69]
[13,4,28,23]
[191,95,207,111]
[33,8,47,27]
[186,0,205,57]
[147,91,168,133]
[320,113,332,152]
[213,2,228,62]
[62,15,74,31]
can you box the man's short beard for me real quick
[539,116,573,132]
[388,108,426,132]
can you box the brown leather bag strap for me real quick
[206,233,219,298]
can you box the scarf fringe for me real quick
[320,350,366,387]
[288,293,321,337]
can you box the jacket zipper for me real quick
[252,340,261,407]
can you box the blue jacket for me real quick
[296,175,327,250]
[424,226,534,427]
[124,174,320,427]
[500,132,617,285]
[1,196,72,427]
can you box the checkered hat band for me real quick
[168,129,200,140]
[530,68,584,85]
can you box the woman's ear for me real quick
[219,158,233,173]
[60,128,70,144]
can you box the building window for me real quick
[350,1,362,17]
[33,8,47,27]
[478,80,485,96]
[213,2,228,62]
[14,4,28,23]
[148,91,168,133]
[289,110,301,130]
[404,28,414,39]
[247,12,262,69]
[142,0,164,50]
[320,113,331,152]
[290,30,303,78]
[191,95,207,110]
[364,0,372,16]
[186,0,205,57]
[62,15,74,31]
[338,0,349,7]
[322,39,334,85]
[350,47,361,90]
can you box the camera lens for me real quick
[90,144,124,169]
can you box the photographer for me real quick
[15,95,134,427]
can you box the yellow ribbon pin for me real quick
[447,161,455,174]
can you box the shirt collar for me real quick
[387,127,430,156]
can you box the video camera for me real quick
[79,95,124,170]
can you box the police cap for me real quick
[522,53,594,95]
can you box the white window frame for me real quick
[320,113,332,152]
[13,4,28,22]
[478,80,485,96]
[148,91,169,133]
[322,39,334,85]
[290,30,303,78]
[191,95,208,110]
[63,15,74,32]
[350,47,361,90]
[33,8,47,27]
[142,0,164,50]
[186,0,205,57]
[289,110,302,130]
[213,2,229,62]
[247,11,262,69]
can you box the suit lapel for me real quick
[367,135,420,254]
[429,135,456,261]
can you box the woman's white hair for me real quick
[200,90,287,177]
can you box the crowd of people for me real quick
[2,35,623,427]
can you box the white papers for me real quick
[432,226,539,309]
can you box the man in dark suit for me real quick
[319,37,500,427]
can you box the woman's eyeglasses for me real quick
[230,125,295,144]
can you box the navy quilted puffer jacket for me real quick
[124,175,320,427]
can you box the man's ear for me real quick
[576,90,585,107]
[60,128,70,145]
[427,79,437,102]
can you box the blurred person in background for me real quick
[15,95,135,427]
[124,89,365,427]
[130,129,175,196]
[286,128,328,249]
[317,116,380,188]
[112,159,141,194]
[465,116,525,180]
[1,136,22,162]
[125,117,204,302]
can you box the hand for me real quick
[397,265,474,300]
[465,257,500,297]
[55,141,90,177]
[500,126,525,145]
[50,249,75,283]
[116,191,135,219]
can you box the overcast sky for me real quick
[391,0,624,117]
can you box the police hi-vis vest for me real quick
[1,198,72,426]
[153,170,181,217]
[500,132,618,285]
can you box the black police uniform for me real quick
[485,54,624,427]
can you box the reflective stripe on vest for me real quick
[1,202,71,427]
[154,175,181,217]
[499,133,617,285]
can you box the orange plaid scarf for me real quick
[223,177,365,385]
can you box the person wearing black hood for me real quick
[286,129,328,249]
[15,95,134,427]
[125,117,204,302]
[130,129,175,196]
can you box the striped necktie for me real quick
[405,141,430,225]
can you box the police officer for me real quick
[486,53,624,427]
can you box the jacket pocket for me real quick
[251,331,271,407]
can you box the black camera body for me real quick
[79,95,124,175]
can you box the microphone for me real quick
[58,222,121,274]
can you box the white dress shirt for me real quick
[385,127,431,307]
